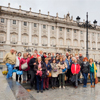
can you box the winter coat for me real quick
[19,58,30,71]
[15,56,21,67]
[79,56,84,64]
[71,64,80,74]
[81,62,90,73]
[44,63,52,72]
[65,59,71,69]
[34,61,46,78]
[51,63,59,77]
[29,58,37,71]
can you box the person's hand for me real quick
[33,63,36,65]
[88,73,90,75]
[14,67,16,69]
[62,67,65,69]
[40,68,42,71]
[48,71,49,73]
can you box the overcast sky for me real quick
[0,0,100,25]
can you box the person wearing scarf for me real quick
[57,57,67,89]
[71,59,80,88]
[34,57,46,93]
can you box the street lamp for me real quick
[76,12,97,59]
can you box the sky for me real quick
[0,0,100,25]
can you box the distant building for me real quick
[0,3,100,62]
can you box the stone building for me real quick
[0,3,100,62]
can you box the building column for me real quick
[78,30,80,46]
[48,25,50,47]
[84,31,86,49]
[39,23,41,46]
[56,26,59,46]
[71,29,73,46]
[6,19,10,44]
[29,22,32,45]
[64,28,66,45]
[96,33,97,50]
[18,20,21,45]
[90,33,92,50]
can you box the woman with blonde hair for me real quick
[89,58,97,88]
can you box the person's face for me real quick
[60,58,63,62]
[28,55,31,58]
[85,59,87,62]
[71,55,73,58]
[79,54,82,57]
[38,58,41,62]
[63,58,65,61]
[68,56,70,60]
[66,53,68,56]
[23,53,27,58]
[76,57,78,60]
[53,60,56,63]
[90,59,93,63]
[74,60,77,63]
[10,49,15,54]
[40,51,43,54]
[18,53,21,57]
[34,50,37,54]
[52,53,54,56]
[33,54,37,58]
[43,53,46,56]
[45,60,48,64]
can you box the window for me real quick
[92,33,94,36]
[98,33,100,37]
[0,36,4,42]
[67,29,69,32]
[80,31,83,34]
[13,20,16,24]
[74,30,76,33]
[24,22,27,26]
[0,51,3,58]
[52,26,54,30]
[60,28,62,31]
[34,23,37,27]
[1,18,4,23]
[43,25,46,29]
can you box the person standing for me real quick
[71,59,80,88]
[79,53,84,64]
[14,52,22,82]
[89,58,97,88]
[57,57,67,89]
[34,57,46,93]
[29,53,37,89]
[81,57,90,87]
[42,52,47,63]
[3,48,16,79]
[19,53,30,83]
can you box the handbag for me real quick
[12,69,18,73]
[95,76,98,84]
[21,60,28,70]
[62,68,67,72]
[47,72,51,77]
[16,71,23,75]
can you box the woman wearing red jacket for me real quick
[19,53,30,83]
[71,59,80,88]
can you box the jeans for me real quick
[90,73,95,85]
[23,71,27,81]
[82,73,88,86]
[6,63,15,79]
[52,77,57,87]
[59,73,65,86]
[36,75,43,90]
[16,66,21,82]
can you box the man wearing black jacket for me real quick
[29,53,37,89]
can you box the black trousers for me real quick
[52,77,57,87]
[30,70,35,87]
[16,67,21,82]
[66,69,71,82]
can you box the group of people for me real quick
[3,48,97,93]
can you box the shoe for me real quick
[75,86,78,88]
[37,90,39,93]
[23,81,26,83]
[59,86,61,89]
[46,88,49,90]
[93,85,95,88]
[54,87,56,89]
[43,88,45,91]
[91,85,93,88]
[52,87,54,89]
[83,85,86,88]
[63,86,65,89]
[41,90,43,93]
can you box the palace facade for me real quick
[0,3,100,62]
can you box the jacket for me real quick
[3,52,16,65]
[71,64,80,74]
[34,61,46,78]
[19,58,30,71]
[79,56,84,64]
[65,59,71,69]
[51,63,59,77]
[57,61,67,74]
[42,56,47,63]
[81,62,90,73]
[15,56,21,67]
[29,58,37,71]
[44,63,52,72]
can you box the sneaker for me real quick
[63,86,65,89]
[59,86,61,89]
[83,85,86,88]
[91,85,93,88]
[46,88,49,90]
[52,87,54,89]
[37,90,39,93]
[41,90,43,93]
[93,85,95,88]
[43,88,45,91]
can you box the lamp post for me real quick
[76,12,97,59]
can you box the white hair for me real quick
[11,48,15,50]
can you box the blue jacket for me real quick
[65,59,71,69]
[44,63,52,72]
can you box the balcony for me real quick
[22,42,28,45]
[32,43,38,46]
[98,48,100,50]
[10,42,17,44]
[0,41,6,43]
[50,45,56,47]
[92,48,96,50]
[42,44,47,46]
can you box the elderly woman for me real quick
[81,57,90,87]
[34,57,46,93]
[19,53,30,83]
[71,59,80,88]
[89,58,97,88]
[57,57,67,89]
